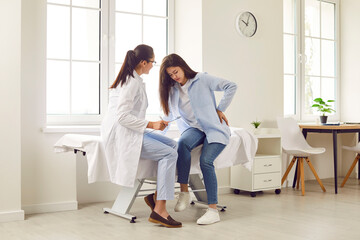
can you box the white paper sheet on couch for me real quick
[54,128,257,184]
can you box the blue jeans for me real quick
[177,128,226,204]
[140,132,178,201]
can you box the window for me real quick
[110,0,171,117]
[283,0,339,120]
[46,0,173,124]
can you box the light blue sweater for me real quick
[166,72,237,145]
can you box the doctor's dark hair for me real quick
[110,44,154,88]
[159,54,197,115]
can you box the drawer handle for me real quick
[263,179,272,182]
[264,164,273,167]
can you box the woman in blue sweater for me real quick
[159,54,237,225]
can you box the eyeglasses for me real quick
[148,60,157,64]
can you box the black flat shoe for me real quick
[148,211,182,228]
[144,193,156,211]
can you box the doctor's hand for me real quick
[216,109,229,126]
[147,120,169,131]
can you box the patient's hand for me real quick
[147,120,169,131]
[216,110,229,126]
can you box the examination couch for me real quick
[54,128,257,223]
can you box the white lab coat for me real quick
[101,71,149,187]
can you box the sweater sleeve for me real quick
[204,74,237,112]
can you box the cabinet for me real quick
[231,128,282,197]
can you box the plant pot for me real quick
[320,115,328,124]
[253,128,260,135]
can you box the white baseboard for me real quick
[22,201,78,215]
[0,210,25,223]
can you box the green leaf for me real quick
[312,98,336,115]
[251,121,261,128]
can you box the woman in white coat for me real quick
[101,44,181,228]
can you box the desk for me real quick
[298,124,360,194]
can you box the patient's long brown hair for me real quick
[159,54,197,115]
[110,44,154,88]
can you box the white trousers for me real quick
[140,132,178,200]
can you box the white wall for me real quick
[174,0,203,71]
[0,0,24,222]
[20,0,78,213]
[340,0,360,122]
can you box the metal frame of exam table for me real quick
[74,149,227,223]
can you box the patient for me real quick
[159,54,237,225]
[101,45,181,228]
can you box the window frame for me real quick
[46,0,174,125]
[283,0,301,119]
[284,0,340,122]
[46,0,108,125]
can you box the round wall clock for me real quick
[236,11,257,37]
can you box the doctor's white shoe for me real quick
[196,208,220,225]
[174,192,191,212]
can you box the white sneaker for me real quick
[174,192,191,212]
[196,208,220,225]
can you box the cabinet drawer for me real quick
[254,157,281,174]
[253,173,280,189]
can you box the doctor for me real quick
[101,45,181,228]
[159,54,237,225]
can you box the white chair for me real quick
[340,142,360,187]
[277,117,326,195]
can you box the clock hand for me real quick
[241,20,248,26]
[247,14,250,24]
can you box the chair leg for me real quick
[300,158,305,196]
[292,160,299,188]
[305,157,326,192]
[281,157,297,185]
[296,159,301,190]
[341,154,360,187]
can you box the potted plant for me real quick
[311,98,335,124]
[251,119,261,129]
